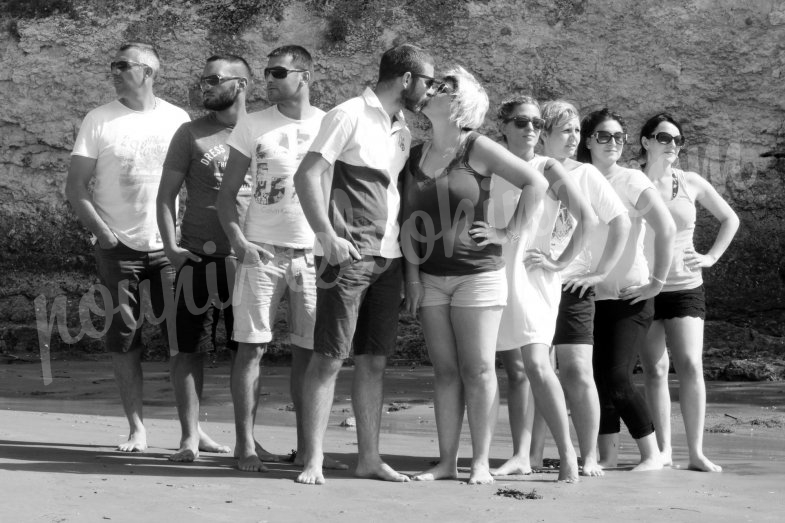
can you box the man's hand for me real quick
[237,241,275,265]
[321,235,361,267]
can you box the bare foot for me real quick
[296,459,325,485]
[598,458,618,468]
[631,456,664,472]
[491,456,532,476]
[412,462,458,481]
[197,428,230,454]
[688,454,722,472]
[660,446,673,467]
[355,460,410,482]
[117,429,146,453]
[557,452,580,483]
[236,452,269,472]
[580,458,604,477]
[255,441,285,462]
[468,466,494,485]
[168,448,197,462]
[294,452,348,470]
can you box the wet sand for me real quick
[1,359,783,522]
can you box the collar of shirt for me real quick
[361,86,407,136]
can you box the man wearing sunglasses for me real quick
[217,45,328,473]
[66,42,190,453]
[292,43,435,485]
[156,55,253,463]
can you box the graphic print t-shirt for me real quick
[71,98,190,251]
[227,105,325,248]
[162,113,253,257]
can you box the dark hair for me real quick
[268,45,312,70]
[378,43,434,83]
[496,95,540,122]
[206,54,252,79]
[638,112,684,160]
[119,42,160,77]
[576,108,627,163]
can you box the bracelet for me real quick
[406,281,422,286]
[650,275,666,285]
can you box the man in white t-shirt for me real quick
[218,45,329,472]
[65,42,190,452]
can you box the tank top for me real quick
[645,168,702,291]
[404,132,503,276]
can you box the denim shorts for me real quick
[232,244,316,349]
[419,267,507,308]
[171,255,237,355]
[93,240,175,353]
[313,256,402,360]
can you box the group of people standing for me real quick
[65,40,737,487]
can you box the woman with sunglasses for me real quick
[401,68,548,485]
[638,114,738,472]
[518,100,632,477]
[576,108,675,471]
[489,96,594,482]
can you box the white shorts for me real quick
[420,267,507,308]
[232,244,316,349]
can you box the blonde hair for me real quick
[443,65,489,130]
[541,99,580,134]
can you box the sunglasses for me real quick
[592,131,627,145]
[411,73,437,89]
[263,67,307,79]
[199,75,244,90]
[649,132,685,147]
[505,116,546,130]
[110,60,148,73]
[434,81,455,95]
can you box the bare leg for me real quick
[231,342,268,472]
[291,346,347,470]
[631,432,664,471]
[529,405,547,468]
[555,344,604,476]
[112,350,147,452]
[640,320,673,465]
[453,306,503,485]
[491,349,534,476]
[296,352,343,485]
[352,354,409,482]
[521,343,579,482]
[598,433,618,468]
[413,305,462,481]
[169,352,203,462]
[665,317,721,472]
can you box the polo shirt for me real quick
[308,87,411,258]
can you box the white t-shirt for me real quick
[594,166,656,300]
[71,99,190,251]
[228,105,325,248]
[558,163,628,280]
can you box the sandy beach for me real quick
[1,359,783,522]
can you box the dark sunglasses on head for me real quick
[650,132,685,147]
[505,116,546,130]
[592,131,627,145]
[411,73,437,89]
[110,60,148,73]
[264,67,307,79]
[199,75,244,90]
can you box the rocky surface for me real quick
[1,0,784,378]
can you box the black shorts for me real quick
[552,287,596,346]
[653,285,706,321]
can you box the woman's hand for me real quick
[618,278,664,304]
[404,281,424,316]
[683,247,715,270]
[469,221,508,246]
[523,248,565,272]
[164,246,201,271]
[562,272,605,298]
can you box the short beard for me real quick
[203,88,237,111]
[402,83,424,113]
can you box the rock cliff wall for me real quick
[1,0,784,361]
